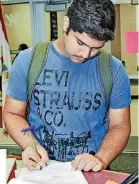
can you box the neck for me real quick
[53,36,69,57]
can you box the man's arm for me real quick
[95,106,131,169]
[3,95,49,170]
[3,95,34,149]
[71,106,131,171]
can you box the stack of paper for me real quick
[8,160,88,184]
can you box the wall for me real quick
[2,4,65,49]
[111,4,121,59]
[111,3,138,74]
[120,4,138,74]
[130,99,138,136]
[2,3,32,50]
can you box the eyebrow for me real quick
[75,36,104,49]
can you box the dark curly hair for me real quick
[67,0,116,41]
[18,43,28,50]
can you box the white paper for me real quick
[10,160,88,184]
[8,178,35,184]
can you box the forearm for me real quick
[3,112,39,150]
[95,126,130,169]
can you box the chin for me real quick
[70,56,85,64]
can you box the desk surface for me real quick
[83,170,129,184]
[8,156,130,184]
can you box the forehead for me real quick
[71,31,105,48]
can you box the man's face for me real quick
[63,30,106,64]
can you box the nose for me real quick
[81,46,91,59]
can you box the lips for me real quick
[73,56,84,63]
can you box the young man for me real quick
[3,0,131,172]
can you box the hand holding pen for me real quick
[21,126,49,171]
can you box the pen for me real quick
[21,126,42,170]
[21,126,37,151]
[29,131,37,152]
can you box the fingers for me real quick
[83,160,97,171]
[22,145,49,171]
[24,159,37,168]
[37,144,49,165]
[71,153,104,172]
[22,146,43,170]
[22,148,38,170]
[92,161,104,172]
[74,158,92,171]
[26,160,38,171]
[22,146,41,162]
[105,180,119,184]
[71,154,82,170]
[29,150,41,164]
[72,154,92,171]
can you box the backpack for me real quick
[26,42,113,118]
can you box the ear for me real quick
[63,16,69,32]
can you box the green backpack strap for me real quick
[26,42,50,118]
[27,42,50,102]
[97,51,113,110]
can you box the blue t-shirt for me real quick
[7,42,131,161]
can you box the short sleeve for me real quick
[109,56,131,109]
[6,48,33,101]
